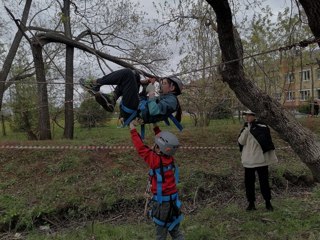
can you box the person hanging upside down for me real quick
[80,68,183,125]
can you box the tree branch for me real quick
[35,31,157,77]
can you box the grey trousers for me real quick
[156,223,184,240]
[150,200,184,240]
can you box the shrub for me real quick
[76,97,111,128]
[297,103,310,114]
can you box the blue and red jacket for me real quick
[130,126,177,196]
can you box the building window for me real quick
[299,70,311,81]
[299,90,310,101]
[285,72,294,83]
[317,69,320,80]
[286,91,295,101]
[274,92,281,101]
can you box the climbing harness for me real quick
[148,157,183,231]
[120,98,183,139]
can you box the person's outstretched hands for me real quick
[129,118,144,130]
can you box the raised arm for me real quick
[129,120,158,168]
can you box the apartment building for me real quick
[281,61,320,110]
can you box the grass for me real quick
[0,117,320,239]
[24,190,320,240]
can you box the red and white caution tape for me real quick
[0,145,133,150]
[0,144,292,151]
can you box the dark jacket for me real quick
[239,120,275,153]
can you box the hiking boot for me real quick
[79,78,100,94]
[95,92,116,112]
[266,201,274,211]
[246,202,256,211]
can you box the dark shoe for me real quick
[80,78,100,94]
[266,201,274,211]
[95,92,116,112]
[246,202,256,211]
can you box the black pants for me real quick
[244,166,271,203]
[96,68,140,111]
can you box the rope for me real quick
[0,144,292,151]
[0,36,319,85]
[168,37,320,78]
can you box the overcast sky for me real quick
[0,0,297,90]
[132,0,292,19]
[126,0,294,75]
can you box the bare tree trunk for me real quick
[0,0,32,131]
[22,111,38,140]
[206,0,320,182]
[298,0,320,47]
[31,42,51,140]
[64,46,74,139]
[62,0,74,139]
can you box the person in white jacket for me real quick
[238,110,278,211]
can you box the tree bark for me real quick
[206,0,320,182]
[22,111,38,140]
[0,0,32,132]
[298,0,320,47]
[31,42,51,140]
[64,46,74,139]
[62,0,74,139]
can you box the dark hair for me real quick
[175,98,182,122]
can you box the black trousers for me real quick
[96,68,140,110]
[244,166,271,203]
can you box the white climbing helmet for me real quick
[167,76,183,95]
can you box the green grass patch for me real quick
[0,117,320,239]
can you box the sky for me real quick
[84,0,296,93]
[0,0,298,95]
[132,0,292,19]
[128,0,294,72]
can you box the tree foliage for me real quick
[153,0,237,126]
[2,0,320,180]
[206,0,320,182]
[9,77,38,140]
[76,95,110,128]
[1,0,171,139]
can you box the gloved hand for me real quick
[146,83,155,95]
